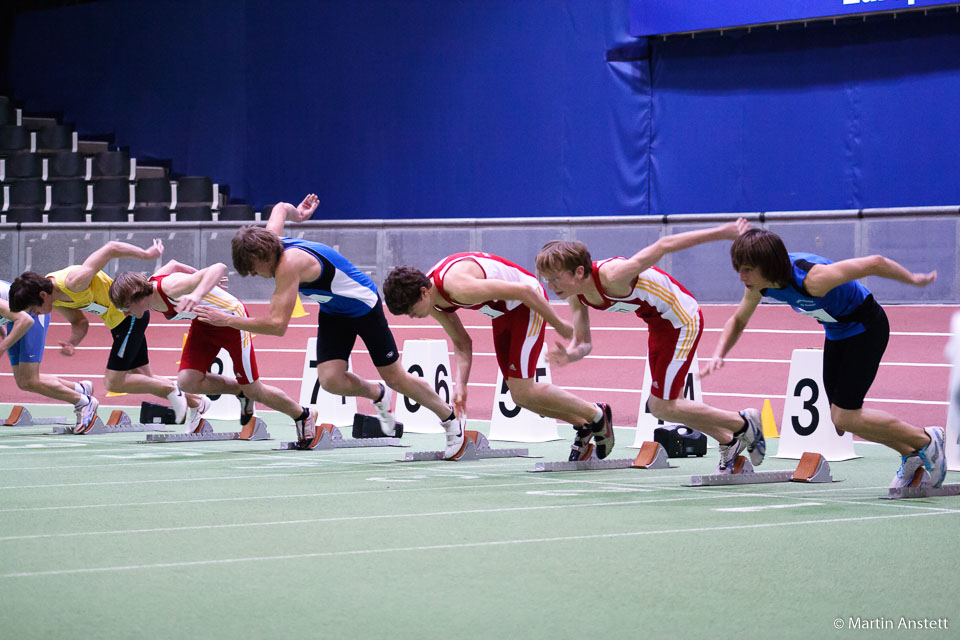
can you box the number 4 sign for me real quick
[774,349,859,461]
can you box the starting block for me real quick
[402,430,530,462]
[277,423,403,450]
[50,410,172,435]
[4,405,73,427]
[532,441,672,472]
[144,417,270,443]
[885,467,960,500]
[686,452,835,487]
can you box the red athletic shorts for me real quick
[491,305,545,379]
[646,309,703,400]
[179,320,259,385]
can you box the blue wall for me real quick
[5,2,960,217]
[6,0,646,218]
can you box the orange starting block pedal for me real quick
[532,440,672,472]
[278,423,402,450]
[144,417,270,442]
[4,405,73,427]
[687,452,835,487]
[403,430,530,462]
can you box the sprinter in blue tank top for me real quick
[196,194,465,457]
[701,228,944,490]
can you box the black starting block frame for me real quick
[4,405,73,427]
[686,452,835,487]
[402,430,530,462]
[51,410,172,435]
[277,423,402,451]
[531,441,673,472]
[144,417,270,443]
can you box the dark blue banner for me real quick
[631,0,958,36]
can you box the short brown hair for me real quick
[109,272,154,309]
[383,266,431,315]
[730,229,791,287]
[535,240,592,277]
[9,271,52,312]
[232,226,283,277]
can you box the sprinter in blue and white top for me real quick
[701,228,945,490]
[281,237,379,317]
[198,193,466,458]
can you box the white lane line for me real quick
[0,493,736,543]
[5,510,956,578]
[715,502,823,512]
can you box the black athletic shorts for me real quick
[821,298,888,411]
[106,311,151,371]
[315,298,399,368]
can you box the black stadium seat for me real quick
[133,204,170,222]
[135,177,172,205]
[90,205,128,222]
[36,124,75,152]
[0,125,30,156]
[176,176,214,205]
[45,151,86,180]
[50,178,87,207]
[175,204,212,221]
[218,204,255,220]
[8,178,45,206]
[48,205,86,223]
[92,176,131,207]
[92,150,130,178]
[3,151,42,181]
[4,206,43,223]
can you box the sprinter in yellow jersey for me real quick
[9,239,203,432]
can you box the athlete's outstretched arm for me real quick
[265,194,319,236]
[429,308,473,417]
[159,263,229,314]
[194,260,297,335]
[603,218,749,285]
[802,255,937,297]
[65,239,164,292]
[0,299,34,356]
[700,287,762,378]
[547,297,592,368]
[446,275,573,340]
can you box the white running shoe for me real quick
[738,408,766,466]
[441,414,466,460]
[890,454,927,490]
[296,408,319,444]
[76,396,100,434]
[168,382,188,424]
[78,380,94,396]
[373,383,397,437]
[918,426,946,489]
[184,397,211,434]
[717,437,746,474]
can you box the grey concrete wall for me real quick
[2,206,957,304]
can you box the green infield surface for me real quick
[1,404,957,640]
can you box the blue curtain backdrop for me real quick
[6,0,647,219]
[5,2,960,217]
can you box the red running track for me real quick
[0,303,954,431]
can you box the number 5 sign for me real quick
[774,349,859,461]
[488,350,561,443]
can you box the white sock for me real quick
[74,395,90,408]
[592,405,603,423]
